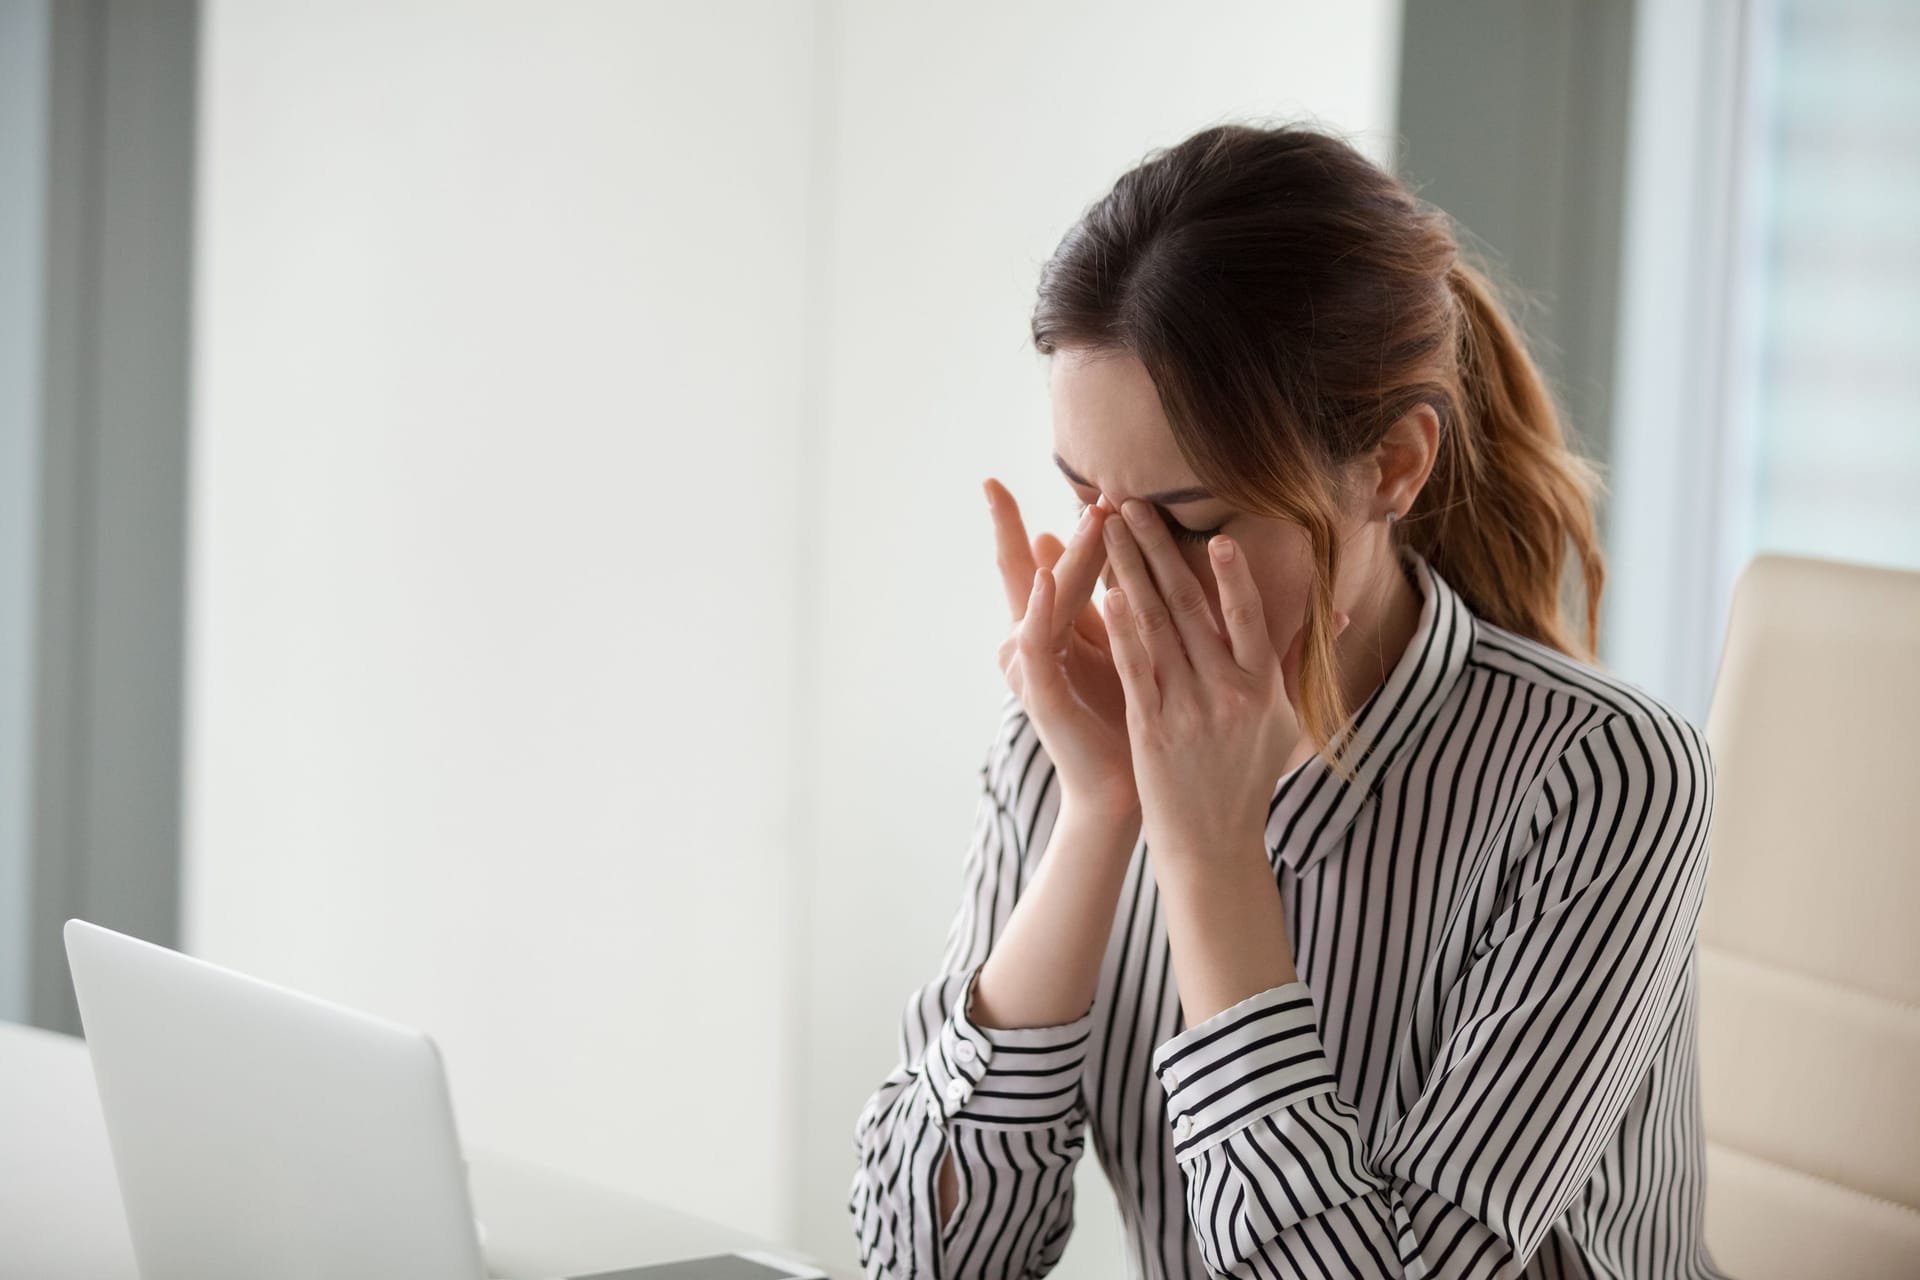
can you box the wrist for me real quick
[1056,793,1142,843]
[1144,825,1269,881]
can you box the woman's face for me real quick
[1047,346,1368,662]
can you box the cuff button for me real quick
[945,1078,969,1102]
[1174,1114,1193,1138]
[954,1040,978,1062]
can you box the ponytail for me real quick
[1402,256,1607,661]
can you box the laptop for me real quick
[63,919,828,1280]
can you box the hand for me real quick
[1096,499,1350,868]
[985,477,1139,817]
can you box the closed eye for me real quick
[1075,499,1224,548]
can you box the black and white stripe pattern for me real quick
[849,546,1730,1279]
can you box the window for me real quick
[1604,0,1916,724]
[1739,0,1920,571]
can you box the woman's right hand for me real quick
[985,477,1140,819]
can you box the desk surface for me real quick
[0,1020,854,1280]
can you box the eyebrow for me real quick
[1052,453,1215,505]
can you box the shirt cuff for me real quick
[1149,980,1340,1159]
[920,964,1092,1127]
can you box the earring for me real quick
[1385,510,1401,526]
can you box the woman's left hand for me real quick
[1098,499,1350,871]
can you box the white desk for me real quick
[0,1020,854,1279]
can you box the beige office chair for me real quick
[1698,553,1920,1277]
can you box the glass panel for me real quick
[1746,0,1920,570]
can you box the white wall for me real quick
[187,0,822,1242]
[186,1,1401,1273]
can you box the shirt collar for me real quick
[1265,545,1476,875]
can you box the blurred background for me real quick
[1,1,1913,1276]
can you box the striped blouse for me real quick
[848,545,1730,1280]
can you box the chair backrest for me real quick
[1699,552,1920,1276]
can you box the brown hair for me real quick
[1031,121,1606,779]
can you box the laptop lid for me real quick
[63,918,487,1280]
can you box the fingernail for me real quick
[983,480,994,508]
[1336,611,1351,633]
[1123,499,1148,527]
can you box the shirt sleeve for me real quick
[849,691,1100,1279]
[1147,709,1716,1279]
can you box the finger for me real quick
[1017,566,1061,693]
[1033,532,1064,570]
[1206,535,1272,674]
[1115,500,1227,677]
[985,478,1039,621]
[1047,498,1115,644]
[1071,597,1113,653]
[1103,511,1193,693]
[1032,530,1106,645]
[1100,586,1161,718]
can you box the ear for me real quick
[1368,404,1440,519]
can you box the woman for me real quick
[847,122,1727,1280]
